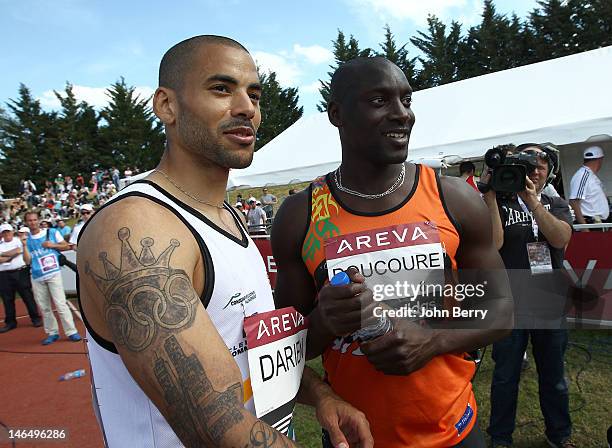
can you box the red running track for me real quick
[0,299,104,448]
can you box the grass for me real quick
[228,183,311,208]
[292,330,612,447]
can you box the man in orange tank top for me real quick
[272,57,514,447]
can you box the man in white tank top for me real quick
[77,35,372,448]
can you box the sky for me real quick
[1,0,539,118]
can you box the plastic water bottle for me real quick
[330,271,392,341]
[330,271,351,286]
[59,369,86,381]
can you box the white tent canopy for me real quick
[229,45,612,189]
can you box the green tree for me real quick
[317,30,372,112]
[410,15,462,88]
[574,0,612,50]
[54,83,101,177]
[458,0,527,79]
[529,0,581,61]
[256,71,303,151]
[0,84,59,194]
[99,78,165,172]
[377,25,419,88]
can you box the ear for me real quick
[153,87,177,126]
[327,101,342,128]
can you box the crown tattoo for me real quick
[86,227,180,296]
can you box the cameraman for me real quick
[482,144,574,448]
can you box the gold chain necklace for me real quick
[153,169,225,209]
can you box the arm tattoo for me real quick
[154,335,244,446]
[86,227,199,351]
[87,227,290,446]
[245,421,291,448]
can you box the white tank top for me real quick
[78,180,276,447]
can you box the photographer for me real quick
[482,144,574,448]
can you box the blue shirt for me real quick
[58,226,72,238]
[27,229,63,281]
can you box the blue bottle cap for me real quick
[330,271,350,286]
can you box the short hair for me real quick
[159,35,249,90]
[494,143,517,156]
[24,210,39,220]
[329,56,394,104]
[459,161,476,175]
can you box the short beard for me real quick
[177,108,254,169]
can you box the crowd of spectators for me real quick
[0,167,140,235]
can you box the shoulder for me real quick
[542,194,568,207]
[273,187,310,225]
[570,166,589,183]
[78,197,201,272]
[271,187,311,251]
[438,175,489,230]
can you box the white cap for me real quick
[584,146,604,159]
[256,201,262,206]
[80,203,94,212]
[235,202,243,207]
[0,223,14,233]
[248,197,257,203]
[18,227,30,233]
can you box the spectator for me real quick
[569,146,609,226]
[0,201,9,222]
[69,204,94,250]
[111,166,121,189]
[235,202,246,217]
[460,161,479,191]
[260,187,277,219]
[56,219,72,240]
[482,143,574,448]
[54,174,65,193]
[20,210,81,345]
[124,167,133,177]
[237,193,250,211]
[246,198,267,234]
[76,173,85,188]
[65,176,73,192]
[0,224,42,333]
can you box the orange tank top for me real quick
[301,165,477,447]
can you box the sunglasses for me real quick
[82,211,92,215]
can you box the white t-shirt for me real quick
[247,207,267,227]
[69,222,85,246]
[569,166,609,219]
[0,238,26,271]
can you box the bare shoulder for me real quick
[438,175,489,228]
[78,196,203,337]
[271,187,310,249]
[79,196,201,269]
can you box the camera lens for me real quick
[492,165,527,193]
[499,168,518,187]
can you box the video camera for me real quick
[477,146,539,193]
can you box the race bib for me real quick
[39,254,59,273]
[244,307,307,436]
[527,242,553,275]
[324,222,445,301]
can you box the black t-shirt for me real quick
[498,193,572,269]
[497,193,573,328]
